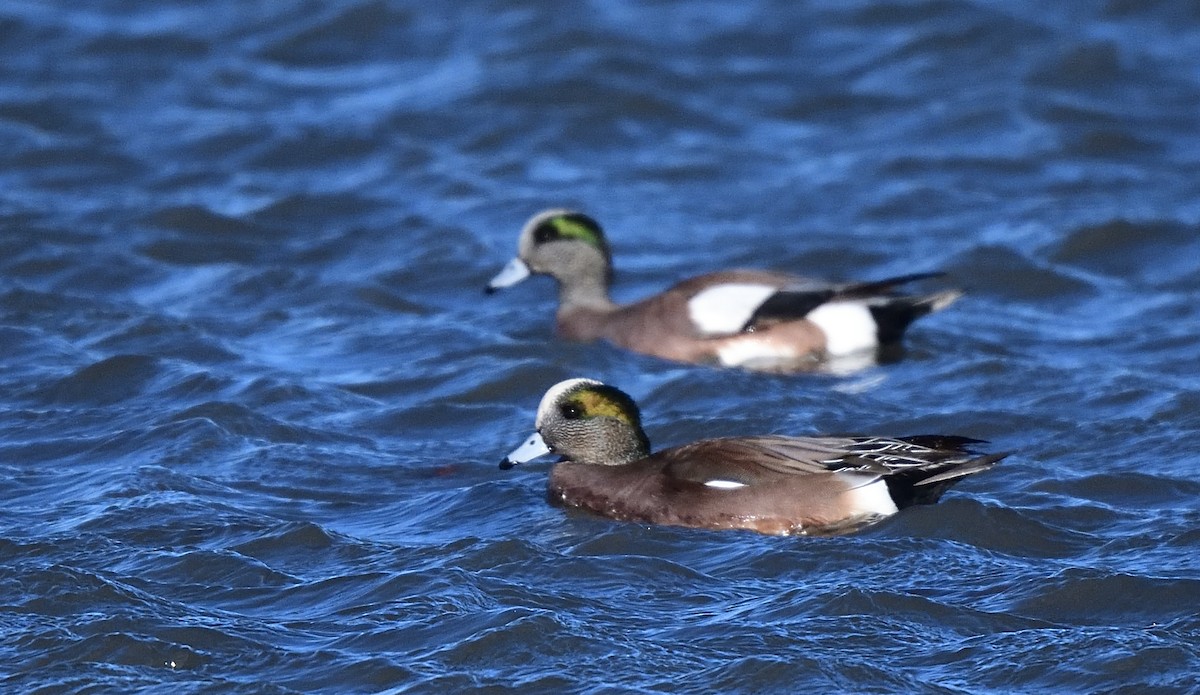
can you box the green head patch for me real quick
[533,212,607,252]
[560,384,642,429]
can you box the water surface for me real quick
[2,1,1199,692]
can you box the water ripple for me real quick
[2,0,1199,692]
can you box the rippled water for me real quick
[3,1,1199,692]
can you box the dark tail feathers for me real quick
[884,447,1008,508]
[868,288,962,344]
[744,272,959,335]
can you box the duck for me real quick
[485,209,962,371]
[499,378,1006,536]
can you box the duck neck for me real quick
[555,281,617,342]
[554,275,618,343]
[578,425,651,467]
[556,272,615,312]
[615,431,651,465]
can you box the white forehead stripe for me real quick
[805,302,878,356]
[704,479,748,489]
[519,208,581,256]
[522,208,577,236]
[536,378,603,427]
[687,283,778,335]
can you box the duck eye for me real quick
[533,222,557,244]
[559,403,583,419]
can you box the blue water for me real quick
[3,0,1199,692]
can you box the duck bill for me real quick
[499,431,551,470]
[485,258,531,293]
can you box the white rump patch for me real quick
[715,339,798,368]
[842,477,899,516]
[704,479,748,489]
[805,302,878,356]
[687,283,778,335]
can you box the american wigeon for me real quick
[486,209,962,371]
[500,378,1006,536]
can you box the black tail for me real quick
[869,288,962,344]
[883,448,1007,508]
[743,273,960,337]
[836,272,946,298]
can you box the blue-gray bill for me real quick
[485,257,531,294]
[499,431,551,469]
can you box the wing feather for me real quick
[657,434,996,486]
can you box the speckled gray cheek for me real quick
[541,414,650,467]
[528,240,576,271]
[540,417,593,457]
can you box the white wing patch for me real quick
[805,302,878,356]
[704,479,748,489]
[687,283,778,335]
[841,476,899,516]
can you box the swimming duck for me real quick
[486,209,961,371]
[499,378,1006,535]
